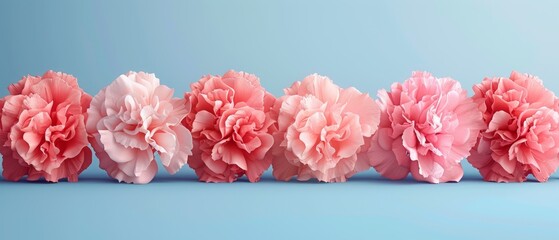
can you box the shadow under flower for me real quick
[0,175,116,184]
[249,175,325,184]
[347,173,491,184]
[348,175,420,184]
[1,173,558,184]
[0,178,54,184]
[72,176,118,183]
[546,176,559,181]
[79,174,202,184]
[242,174,419,184]
[455,175,486,182]
[149,175,200,183]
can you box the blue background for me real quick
[1,0,559,239]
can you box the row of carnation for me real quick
[1,70,557,184]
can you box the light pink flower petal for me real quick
[192,111,219,137]
[44,148,92,182]
[338,87,381,137]
[99,130,140,163]
[87,71,193,183]
[469,72,559,182]
[245,155,272,183]
[272,74,379,182]
[369,71,485,183]
[295,74,340,104]
[61,120,90,159]
[121,149,155,177]
[411,161,463,183]
[183,70,276,182]
[1,152,28,181]
[215,142,248,170]
[202,150,228,174]
[272,157,299,181]
[159,125,193,174]
[1,71,92,182]
[369,131,410,180]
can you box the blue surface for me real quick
[1,0,559,239]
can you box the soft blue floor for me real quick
[1,163,558,239]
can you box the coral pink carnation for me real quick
[183,70,276,182]
[271,74,380,182]
[87,71,193,184]
[0,70,92,182]
[468,71,559,182]
[368,71,485,183]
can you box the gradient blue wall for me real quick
[2,0,558,97]
[2,0,558,175]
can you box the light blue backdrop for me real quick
[1,0,559,239]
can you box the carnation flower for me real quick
[468,71,559,182]
[368,71,485,183]
[183,70,276,182]
[86,71,193,184]
[0,71,92,182]
[271,74,380,182]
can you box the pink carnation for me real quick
[468,71,559,182]
[86,72,193,184]
[0,71,92,182]
[271,74,380,182]
[369,71,485,183]
[183,70,276,182]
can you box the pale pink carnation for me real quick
[183,70,276,182]
[0,71,92,182]
[468,71,559,182]
[87,71,193,184]
[369,71,485,183]
[271,74,380,182]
